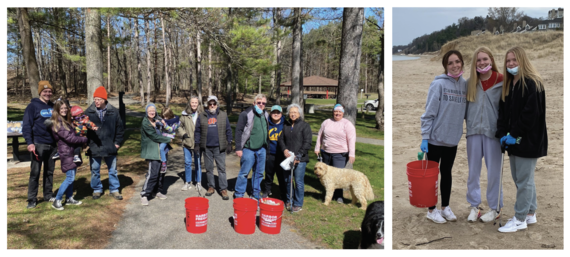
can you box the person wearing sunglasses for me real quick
[23,81,57,208]
[194,96,233,200]
[234,94,270,202]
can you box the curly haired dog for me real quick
[313,162,375,210]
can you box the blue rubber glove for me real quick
[420,139,429,153]
[504,134,517,145]
[500,136,508,146]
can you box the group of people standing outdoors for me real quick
[24,84,125,210]
[140,93,357,212]
[420,46,547,233]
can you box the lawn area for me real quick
[304,93,378,106]
[278,138,384,249]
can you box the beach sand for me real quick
[392,55,563,249]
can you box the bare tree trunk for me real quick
[337,8,364,126]
[33,29,43,80]
[188,33,194,92]
[364,54,368,94]
[258,75,262,94]
[290,8,302,106]
[276,34,282,105]
[225,62,233,115]
[135,18,143,104]
[208,40,212,96]
[145,18,152,105]
[153,19,159,103]
[18,8,41,98]
[54,8,67,97]
[85,8,104,105]
[107,16,111,91]
[160,15,171,107]
[375,32,384,130]
[196,31,202,103]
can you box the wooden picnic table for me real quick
[7,132,24,162]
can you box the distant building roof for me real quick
[280,76,339,87]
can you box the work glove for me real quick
[226,143,233,154]
[420,139,429,153]
[194,147,200,157]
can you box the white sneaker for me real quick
[481,210,499,223]
[181,183,191,191]
[467,207,481,222]
[441,206,457,221]
[498,216,527,233]
[426,209,447,224]
[526,213,537,225]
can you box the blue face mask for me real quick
[507,66,519,75]
[254,105,263,114]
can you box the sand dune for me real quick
[392,37,564,249]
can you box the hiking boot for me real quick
[73,155,81,163]
[65,197,82,205]
[51,200,64,211]
[92,192,102,200]
[441,206,457,221]
[292,206,302,213]
[467,207,481,222]
[221,190,229,200]
[205,187,215,196]
[181,182,191,191]
[156,192,167,200]
[481,210,499,223]
[111,191,123,200]
[141,196,149,206]
[426,209,447,224]
[526,213,537,225]
[498,216,527,233]
[27,200,37,209]
[52,152,60,159]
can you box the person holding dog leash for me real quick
[465,47,504,223]
[314,103,356,204]
[496,46,547,233]
[420,50,467,224]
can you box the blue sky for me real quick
[393,7,558,45]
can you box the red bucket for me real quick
[259,198,284,234]
[233,198,258,234]
[406,160,439,208]
[185,197,209,234]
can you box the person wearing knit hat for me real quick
[23,80,56,208]
[84,86,125,200]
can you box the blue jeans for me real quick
[56,169,76,200]
[183,147,201,183]
[159,143,168,162]
[235,148,266,199]
[90,156,120,193]
[284,161,307,207]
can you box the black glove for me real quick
[226,143,233,154]
[194,147,200,157]
[182,134,189,140]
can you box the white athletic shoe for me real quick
[498,216,527,233]
[441,206,457,221]
[181,182,191,191]
[526,213,537,225]
[427,209,447,224]
[481,210,499,223]
[467,207,481,222]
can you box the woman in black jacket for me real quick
[496,46,547,233]
[278,104,312,212]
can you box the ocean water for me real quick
[393,55,420,61]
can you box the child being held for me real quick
[158,107,180,172]
[69,106,98,162]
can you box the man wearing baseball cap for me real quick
[261,105,287,199]
[23,81,56,208]
[84,86,125,200]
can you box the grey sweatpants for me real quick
[509,155,538,221]
[466,135,503,210]
[204,146,228,191]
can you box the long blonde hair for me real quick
[51,99,72,133]
[467,47,500,102]
[502,46,544,101]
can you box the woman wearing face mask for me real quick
[420,50,467,224]
[496,46,547,233]
[465,47,504,223]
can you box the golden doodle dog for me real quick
[313,162,375,210]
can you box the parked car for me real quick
[364,98,378,111]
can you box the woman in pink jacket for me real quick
[314,104,356,204]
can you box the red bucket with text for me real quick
[233,198,258,234]
[406,160,439,208]
[185,197,209,234]
[259,198,284,234]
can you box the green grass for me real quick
[278,139,384,249]
[304,93,379,106]
[304,111,383,140]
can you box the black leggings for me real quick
[427,143,457,210]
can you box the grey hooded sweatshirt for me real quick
[421,74,467,147]
[466,78,503,139]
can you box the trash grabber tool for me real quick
[494,142,506,227]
